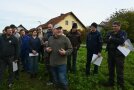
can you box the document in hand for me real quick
[91,54,103,66]
[117,45,130,57]
[13,62,18,72]
[125,39,134,51]
[29,53,39,56]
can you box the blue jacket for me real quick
[20,35,30,56]
[29,36,41,53]
[86,30,103,53]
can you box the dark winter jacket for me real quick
[29,36,41,53]
[67,31,81,49]
[106,30,127,51]
[0,34,19,60]
[86,30,102,53]
[44,29,53,41]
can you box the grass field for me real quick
[0,47,134,90]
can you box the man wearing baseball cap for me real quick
[46,24,72,90]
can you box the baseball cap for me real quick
[53,24,62,29]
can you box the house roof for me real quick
[17,24,28,31]
[99,21,109,27]
[37,12,86,30]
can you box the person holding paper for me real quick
[105,21,127,89]
[10,24,20,80]
[0,26,19,88]
[29,29,41,78]
[86,22,103,76]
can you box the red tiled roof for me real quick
[37,12,86,30]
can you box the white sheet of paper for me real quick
[29,53,39,56]
[91,54,103,66]
[13,62,18,72]
[117,45,130,57]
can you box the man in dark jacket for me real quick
[10,24,20,80]
[0,26,19,88]
[105,21,127,90]
[67,23,81,73]
[86,22,102,76]
[43,24,54,85]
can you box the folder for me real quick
[29,53,39,56]
[91,54,103,66]
[125,39,134,51]
[117,39,133,57]
[13,62,18,72]
[117,45,130,57]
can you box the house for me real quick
[99,21,109,27]
[37,12,86,32]
[17,24,28,32]
[98,21,110,32]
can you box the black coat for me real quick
[86,30,102,53]
[67,31,81,49]
[0,34,19,60]
[105,30,127,56]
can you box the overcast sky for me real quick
[0,0,134,32]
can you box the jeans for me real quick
[86,51,98,75]
[51,64,68,87]
[21,55,30,72]
[29,56,38,74]
[0,57,15,85]
[67,48,78,73]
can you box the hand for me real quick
[32,50,37,54]
[109,36,112,39]
[59,48,66,56]
[46,47,52,53]
[98,53,101,57]
[14,60,18,63]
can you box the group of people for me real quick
[0,25,42,88]
[0,21,127,90]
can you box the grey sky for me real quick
[0,0,134,32]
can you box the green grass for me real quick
[0,47,134,90]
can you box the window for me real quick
[65,20,68,25]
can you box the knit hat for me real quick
[72,23,78,29]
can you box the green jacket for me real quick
[48,35,72,66]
